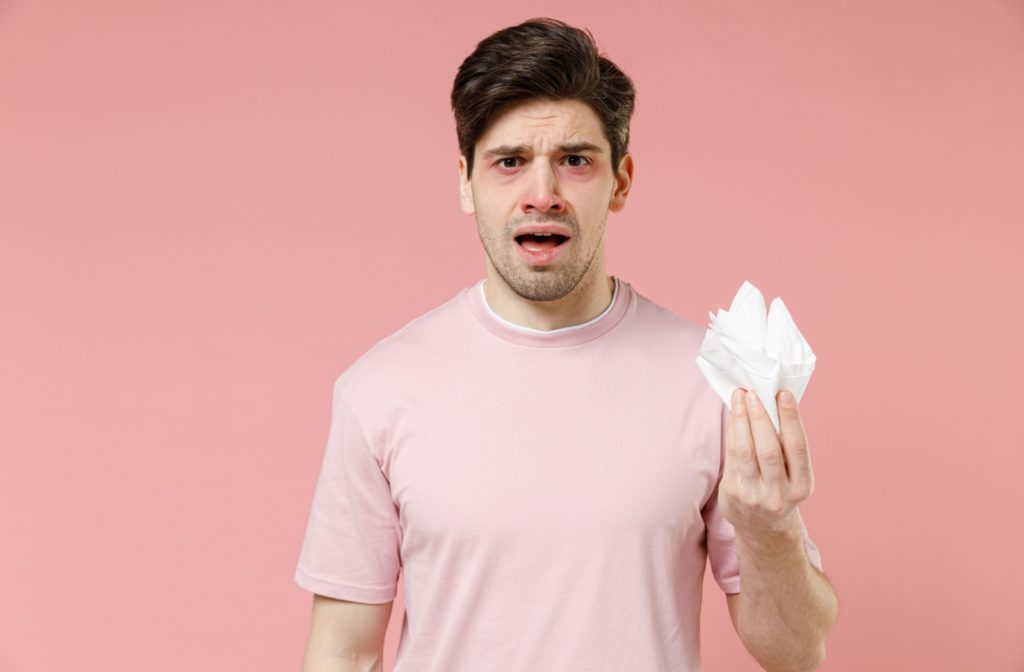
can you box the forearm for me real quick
[733,515,838,672]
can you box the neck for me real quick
[482,271,616,332]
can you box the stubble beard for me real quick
[477,212,605,303]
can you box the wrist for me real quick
[734,511,803,554]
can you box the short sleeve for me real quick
[294,380,402,603]
[702,402,825,595]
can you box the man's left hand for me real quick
[719,387,815,538]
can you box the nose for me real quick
[519,160,565,215]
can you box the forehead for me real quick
[477,98,606,150]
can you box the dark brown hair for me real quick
[451,17,636,180]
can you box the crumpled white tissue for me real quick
[695,280,816,433]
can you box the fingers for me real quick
[728,388,761,483]
[776,389,813,496]
[744,388,788,490]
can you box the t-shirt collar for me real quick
[464,275,632,348]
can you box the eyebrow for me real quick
[481,141,604,158]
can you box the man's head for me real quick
[451,18,636,182]
[451,18,636,303]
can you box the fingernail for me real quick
[780,390,794,407]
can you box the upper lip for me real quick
[513,224,572,239]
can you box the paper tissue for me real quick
[695,280,816,433]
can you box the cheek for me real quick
[482,205,519,233]
[569,198,602,228]
[474,210,509,243]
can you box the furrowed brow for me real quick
[555,141,603,154]
[482,144,531,158]
[481,141,604,158]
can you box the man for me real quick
[296,17,838,672]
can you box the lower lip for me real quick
[515,237,571,265]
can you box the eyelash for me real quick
[495,156,592,169]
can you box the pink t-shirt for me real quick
[294,276,824,671]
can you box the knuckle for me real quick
[729,445,752,461]
[792,477,814,500]
[786,439,809,457]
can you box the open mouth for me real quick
[514,233,570,252]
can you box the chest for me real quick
[382,384,719,550]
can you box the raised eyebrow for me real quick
[482,142,604,158]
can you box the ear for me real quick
[458,155,475,215]
[608,153,634,213]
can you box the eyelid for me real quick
[494,155,592,167]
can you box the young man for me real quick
[296,17,838,672]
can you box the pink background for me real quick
[2,1,1022,670]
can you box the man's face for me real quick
[458,98,632,302]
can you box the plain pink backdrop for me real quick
[2,1,1022,670]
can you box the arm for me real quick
[726,517,839,672]
[718,387,839,672]
[300,594,394,672]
